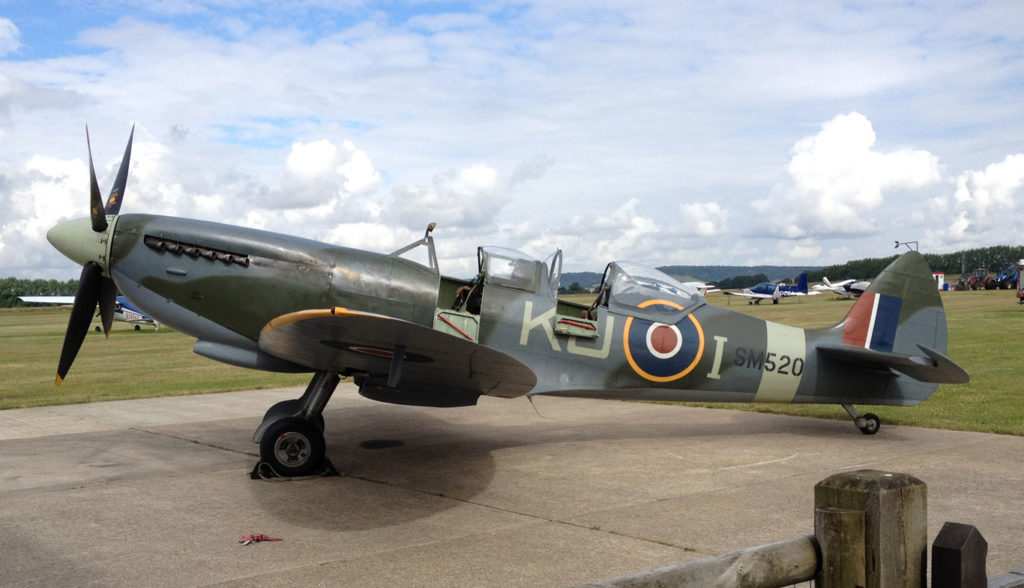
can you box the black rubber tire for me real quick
[259,417,325,477]
[859,413,881,435]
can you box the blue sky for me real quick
[1,1,1023,279]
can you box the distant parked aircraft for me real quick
[723,273,819,304]
[683,281,720,296]
[19,295,159,330]
[813,278,870,299]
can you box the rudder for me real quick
[839,251,947,356]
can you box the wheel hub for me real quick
[274,432,311,466]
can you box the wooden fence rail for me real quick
[582,470,1009,588]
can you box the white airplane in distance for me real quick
[683,281,720,296]
[813,277,871,299]
[19,295,160,330]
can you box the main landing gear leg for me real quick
[252,371,341,477]
[842,403,880,435]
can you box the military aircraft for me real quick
[19,295,159,330]
[46,127,969,476]
[723,272,818,304]
[813,277,870,299]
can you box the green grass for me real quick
[3,288,1022,435]
[0,307,308,409]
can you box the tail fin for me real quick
[796,272,808,293]
[814,251,968,403]
[839,252,945,355]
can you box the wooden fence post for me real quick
[932,522,987,588]
[815,506,865,587]
[814,470,927,588]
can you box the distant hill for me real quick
[561,265,821,290]
[559,271,604,291]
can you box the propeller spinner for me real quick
[49,125,134,385]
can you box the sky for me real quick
[1,1,1023,280]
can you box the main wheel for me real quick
[259,417,326,477]
[859,413,881,435]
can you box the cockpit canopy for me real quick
[475,247,703,321]
[597,261,704,321]
[478,246,561,296]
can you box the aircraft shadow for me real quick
[247,400,897,531]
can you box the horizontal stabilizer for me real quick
[817,343,970,384]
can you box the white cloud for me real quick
[753,112,942,238]
[339,141,381,195]
[0,154,84,272]
[680,201,727,237]
[2,3,1024,279]
[393,162,507,229]
[286,139,337,177]
[925,153,1024,246]
[0,19,19,57]
[521,198,666,270]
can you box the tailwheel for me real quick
[858,413,881,435]
[259,417,326,477]
[842,404,881,436]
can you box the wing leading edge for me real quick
[258,307,538,404]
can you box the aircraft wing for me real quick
[19,296,76,304]
[723,290,773,300]
[258,307,537,400]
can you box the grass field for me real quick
[3,287,1021,434]
[0,307,309,408]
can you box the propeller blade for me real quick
[56,262,102,385]
[98,276,117,336]
[86,126,108,233]
[104,124,134,215]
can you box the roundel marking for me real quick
[624,299,705,382]
[646,324,682,359]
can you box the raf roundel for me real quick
[624,300,705,382]
[646,323,682,359]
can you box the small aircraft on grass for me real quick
[19,295,159,330]
[813,277,870,299]
[46,127,969,476]
[723,273,818,304]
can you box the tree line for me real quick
[715,274,772,289]
[0,277,79,308]
[807,245,1024,282]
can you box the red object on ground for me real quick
[239,534,282,545]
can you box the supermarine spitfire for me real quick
[47,128,970,476]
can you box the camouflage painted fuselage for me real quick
[93,213,961,408]
[108,214,440,371]
[474,252,949,407]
